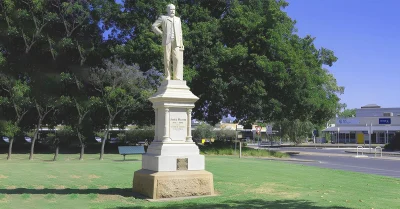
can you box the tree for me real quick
[88,58,153,160]
[215,128,236,142]
[274,119,314,144]
[192,123,215,142]
[0,120,19,160]
[0,73,31,160]
[29,74,68,160]
[0,0,121,158]
[114,0,343,128]
[60,71,101,160]
[338,108,356,118]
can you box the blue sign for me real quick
[379,118,391,124]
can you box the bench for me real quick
[118,146,145,160]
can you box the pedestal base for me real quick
[133,169,214,199]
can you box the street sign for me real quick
[379,118,391,124]
[266,125,273,134]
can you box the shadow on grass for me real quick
[0,188,353,209]
[0,188,133,197]
[112,199,352,209]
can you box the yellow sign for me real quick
[357,133,364,144]
[201,139,205,144]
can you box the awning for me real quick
[371,126,400,131]
[322,126,400,132]
[322,126,369,132]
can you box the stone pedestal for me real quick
[133,80,214,199]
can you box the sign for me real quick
[336,118,360,125]
[266,125,273,134]
[379,118,391,124]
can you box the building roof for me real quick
[360,104,381,108]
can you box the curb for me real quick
[241,156,317,163]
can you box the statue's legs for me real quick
[163,43,173,80]
[172,41,183,80]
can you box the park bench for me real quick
[118,146,145,160]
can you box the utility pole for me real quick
[369,123,372,153]
[234,124,237,154]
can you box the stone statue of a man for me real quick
[152,4,184,81]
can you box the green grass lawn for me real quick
[0,154,399,209]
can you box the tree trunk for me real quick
[99,135,107,160]
[29,136,37,160]
[100,119,113,160]
[7,138,14,160]
[79,145,84,160]
[30,121,42,160]
[53,145,59,161]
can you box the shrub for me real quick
[198,143,288,158]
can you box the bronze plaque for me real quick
[177,158,188,170]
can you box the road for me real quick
[251,146,400,178]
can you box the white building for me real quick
[323,104,400,144]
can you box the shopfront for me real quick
[323,117,400,144]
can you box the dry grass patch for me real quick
[6,186,16,190]
[78,185,88,190]
[0,175,8,179]
[98,185,108,190]
[249,183,301,198]
[34,185,44,190]
[47,175,57,179]
[70,175,81,179]
[88,174,100,179]
[54,185,65,190]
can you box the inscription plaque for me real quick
[170,117,187,131]
[177,158,188,170]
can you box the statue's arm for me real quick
[152,17,163,36]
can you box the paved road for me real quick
[289,153,400,178]
[249,146,400,178]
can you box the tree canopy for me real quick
[0,0,345,156]
[114,0,344,126]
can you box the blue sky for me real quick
[284,0,400,109]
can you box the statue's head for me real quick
[166,4,176,17]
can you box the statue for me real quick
[152,4,184,81]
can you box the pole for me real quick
[239,140,242,158]
[234,124,237,154]
[280,125,282,145]
[369,123,372,153]
[337,127,340,148]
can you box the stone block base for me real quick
[132,169,214,199]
